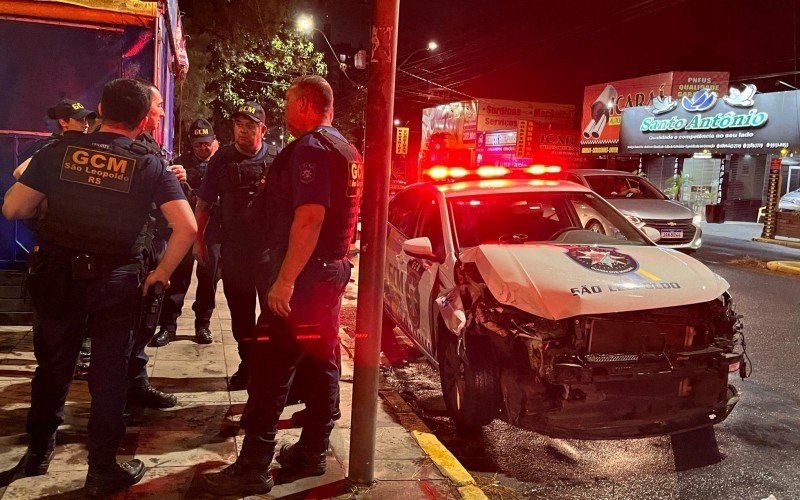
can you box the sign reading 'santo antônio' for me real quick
[620,86,800,154]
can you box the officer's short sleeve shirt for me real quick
[289,128,347,209]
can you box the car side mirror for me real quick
[642,226,661,242]
[402,237,438,260]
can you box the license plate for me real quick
[660,229,683,239]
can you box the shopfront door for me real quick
[786,166,800,194]
[681,157,722,215]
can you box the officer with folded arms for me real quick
[151,119,221,346]
[1,78,196,496]
[194,102,276,390]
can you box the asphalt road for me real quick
[382,237,800,499]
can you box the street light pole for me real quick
[347,0,399,485]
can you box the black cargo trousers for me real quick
[220,241,270,371]
[158,241,222,333]
[26,247,143,467]
[241,257,351,453]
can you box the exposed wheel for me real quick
[437,330,501,436]
[671,425,721,471]
[586,220,605,234]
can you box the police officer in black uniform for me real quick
[1,79,196,496]
[123,81,185,411]
[14,99,96,179]
[195,102,276,390]
[151,119,221,346]
[12,99,97,379]
[201,75,361,496]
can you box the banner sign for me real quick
[620,88,800,154]
[421,101,478,150]
[477,98,574,133]
[580,71,729,154]
[395,127,409,155]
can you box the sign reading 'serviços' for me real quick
[620,87,800,154]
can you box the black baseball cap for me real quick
[232,101,265,123]
[47,99,97,121]
[189,118,215,143]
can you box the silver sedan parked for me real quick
[562,169,702,252]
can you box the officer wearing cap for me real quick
[201,75,362,495]
[14,99,97,179]
[151,119,222,346]
[1,78,196,496]
[195,101,276,390]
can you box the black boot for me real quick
[201,435,274,496]
[84,459,145,497]
[128,383,178,409]
[0,433,56,486]
[23,433,56,476]
[75,337,91,380]
[195,326,213,345]
[148,328,174,348]
[228,364,249,391]
[276,442,327,479]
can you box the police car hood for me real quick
[459,244,729,320]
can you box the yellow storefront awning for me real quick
[0,0,158,27]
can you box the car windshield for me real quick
[584,175,666,200]
[449,191,650,249]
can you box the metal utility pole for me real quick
[348,0,399,485]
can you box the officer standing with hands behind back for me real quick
[2,79,196,497]
[201,75,362,496]
[194,102,275,390]
[152,119,222,346]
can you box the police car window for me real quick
[417,199,445,257]
[449,192,648,247]
[388,189,423,237]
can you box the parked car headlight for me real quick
[622,212,643,227]
[692,213,702,225]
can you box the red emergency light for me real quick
[422,164,562,182]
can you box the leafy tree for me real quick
[177,0,327,146]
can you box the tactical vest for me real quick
[34,134,157,257]
[218,145,275,242]
[314,129,363,259]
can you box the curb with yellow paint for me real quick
[766,261,800,276]
[378,389,488,500]
[752,237,800,250]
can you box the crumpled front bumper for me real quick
[510,351,742,440]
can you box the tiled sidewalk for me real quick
[0,266,459,499]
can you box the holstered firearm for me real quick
[140,281,166,332]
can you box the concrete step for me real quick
[0,311,33,325]
[0,285,27,299]
[0,271,27,286]
[0,298,31,312]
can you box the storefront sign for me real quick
[580,71,729,154]
[620,88,800,154]
[477,98,574,133]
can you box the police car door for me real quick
[385,188,425,337]
[405,194,450,357]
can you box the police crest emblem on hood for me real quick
[563,245,638,274]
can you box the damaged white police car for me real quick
[383,171,746,446]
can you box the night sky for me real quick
[180,0,800,126]
[388,0,800,119]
